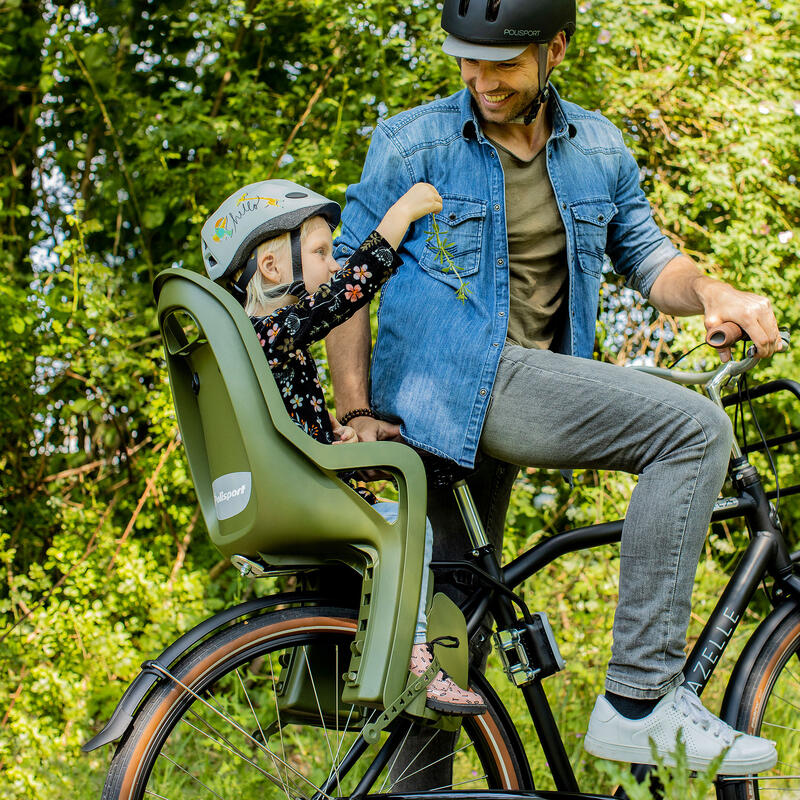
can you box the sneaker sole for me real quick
[426,698,487,716]
[583,734,777,775]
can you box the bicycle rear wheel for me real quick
[101,606,531,800]
[718,606,800,800]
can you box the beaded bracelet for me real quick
[338,407,377,426]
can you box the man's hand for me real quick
[349,415,402,443]
[649,256,784,363]
[698,281,784,363]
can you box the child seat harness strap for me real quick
[229,227,305,307]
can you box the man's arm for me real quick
[649,254,783,361]
[326,307,401,441]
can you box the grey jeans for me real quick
[389,344,733,789]
[480,344,733,698]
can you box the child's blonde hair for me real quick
[235,217,318,316]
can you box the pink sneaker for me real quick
[409,642,487,716]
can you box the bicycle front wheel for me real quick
[719,606,800,800]
[101,606,531,800]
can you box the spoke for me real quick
[379,723,414,792]
[423,775,489,791]
[303,645,338,789]
[762,720,800,733]
[147,661,333,800]
[783,663,800,688]
[157,751,228,800]
[390,738,476,788]
[332,703,356,766]
[335,646,340,771]
[144,791,171,799]
[770,692,800,714]
[177,715,299,799]
[386,728,440,789]
[233,667,294,800]
[269,653,291,791]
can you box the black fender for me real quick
[82,592,338,751]
[719,597,800,727]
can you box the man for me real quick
[328,0,782,775]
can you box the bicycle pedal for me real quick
[494,612,565,687]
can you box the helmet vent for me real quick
[485,0,500,22]
[285,191,308,199]
[458,0,470,17]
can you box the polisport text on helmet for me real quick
[504,28,541,36]
[214,485,246,505]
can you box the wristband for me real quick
[339,407,376,426]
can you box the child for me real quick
[201,178,485,715]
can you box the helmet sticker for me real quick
[236,191,282,207]
[212,217,233,242]
[212,192,285,244]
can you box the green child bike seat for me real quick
[153,268,428,707]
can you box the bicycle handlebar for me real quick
[634,331,791,389]
[706,321,746,349]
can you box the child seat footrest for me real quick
[360,655,441,743]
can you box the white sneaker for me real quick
[584,686,777,775]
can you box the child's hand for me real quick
[376,183,443,250]
[394,183,443,225]
[330,413,359,444]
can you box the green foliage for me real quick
[0,0,798,796]
[597,733,728,800]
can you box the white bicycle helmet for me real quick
[201,179,341,305]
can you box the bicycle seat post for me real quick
[452,479,491,554]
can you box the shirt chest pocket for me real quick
[419,195,486,283]
[570,200,617,277]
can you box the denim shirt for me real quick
[333,86,680,468]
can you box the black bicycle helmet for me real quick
[442,0,576,56]
[441,0,576,124]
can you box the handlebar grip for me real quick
[706,322,747,348]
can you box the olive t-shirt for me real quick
[491,139,568,350]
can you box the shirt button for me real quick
[492,342,499,347]
[449,213,456,221]
[498,311,505,317]
[561,202,567,210]
[598,214,605,221]
[489,151,496,158]
[479,388,487,396]
[497,258,504,266]
[494,203,501,211]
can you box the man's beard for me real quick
[468,84,542,125]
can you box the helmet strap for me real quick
[290,227,304,282]
[231,251,259,307]
[522,42,552,126]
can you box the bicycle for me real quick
[84,270,799,800]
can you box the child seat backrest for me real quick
[154,268,422,563]
[153,268,428,705]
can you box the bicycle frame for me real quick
[439,375,800,793]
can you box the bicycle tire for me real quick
[101,606,531,800]
[717,606,800,800]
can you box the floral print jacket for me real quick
[251,229,401,448]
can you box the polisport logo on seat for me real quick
[211,472,252,520]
